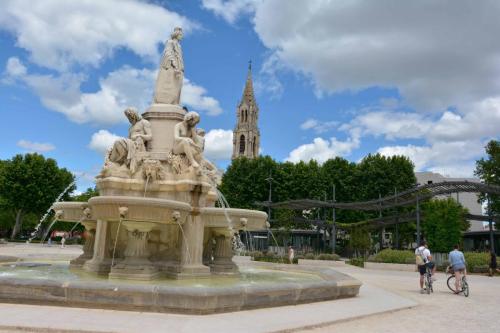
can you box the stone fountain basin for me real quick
[0,261,361,314]
[202,207,267,231]
[52,198,267,230]
[53,196,192,224]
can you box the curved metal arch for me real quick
[258,181,500,211]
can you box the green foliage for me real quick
[71,187,99,202]
[304,253,316,260]
[464,252,490,272]
[422,198,469,252]
[0,153,75,238]
[369,249,415,264]
[219,154,417,232]
[252,253,297,264]
[475,140,500,215]
[347,257,365,267]
[348,228,371,255]
[315,253,340,261]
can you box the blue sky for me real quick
[1,0,500,192]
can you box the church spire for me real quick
[232,61,261,160]
[241,60,255,106]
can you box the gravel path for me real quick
[298,265,500,333]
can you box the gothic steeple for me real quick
[232,61,260,159]
[241,60,256,107]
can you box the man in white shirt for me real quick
[415,240,436,293]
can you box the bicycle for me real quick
[424,264,433,294]
[446,266,469,297]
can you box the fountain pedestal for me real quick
[172,214,210,279]
[109,221,160,280]
[83,220,112,275]
[69,221,96,268]
[211,232,239,274]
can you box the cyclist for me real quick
[448,244,466,293]
[415,240,436,294]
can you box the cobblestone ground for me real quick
[299,265,500,333]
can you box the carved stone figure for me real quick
[154,27,184,105]
[173,111,203,170]
[100,108,152,177]
[195,128,221,185]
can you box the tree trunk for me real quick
[10,209,24,240]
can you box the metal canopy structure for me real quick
[256,180,500,252]
[258,181,500,211]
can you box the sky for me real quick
[1,0,499,192]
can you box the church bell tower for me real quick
[232,62,260,159]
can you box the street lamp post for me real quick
[486,173,496,254]
[265,171,273,249]
[416,192,421,246]
[331,184,336,253]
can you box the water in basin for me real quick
[0,261,323,288]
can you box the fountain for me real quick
[0,27,360,314]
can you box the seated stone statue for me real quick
[104,108,152,176]
[173,111,203,170]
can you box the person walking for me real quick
[60,235,66,249]
[449,244,466,293]
[489,251,500,277]
[288,246,295,264]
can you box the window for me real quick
[427,180,433,184]
[239,135,245,154]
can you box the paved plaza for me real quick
[0,244,498,333]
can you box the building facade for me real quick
[415,172,484,231]
[232,63,260,159]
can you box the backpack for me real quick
[415,248,425,266]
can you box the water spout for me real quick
[111,207,128,267]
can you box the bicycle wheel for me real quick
[447,275,456,292]
[462,279,469,297]
[425,274,431,294]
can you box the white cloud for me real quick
[343,111,433,141]
[17,139,55,152]
[377,140,484,177]
[5,59,223,124]
[203,129,233,161]
[300,118,338,134]
[88,130,120,155]
[254,51,284,99]
[300,119,319,130]
[250,1,500,112]
[201,0,259,24]
[182,79,223,116]
[5,57,26,76]
[286,131,361,163]
[0,0,195,71]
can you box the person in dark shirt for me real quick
[489,251,500,277]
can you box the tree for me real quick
[0,153,75,239]
[475,140,500,215]
[421,198,469,252]
[219,156,279,209]
[348,227,371,257]
[72,187,99,202]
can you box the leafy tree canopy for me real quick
[475,140,500,215]
[220,154,416,227]
[0,153,75,238]
[422,198,469,252]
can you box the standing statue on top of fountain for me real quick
[173,111,203,170]
[154,27,184,105]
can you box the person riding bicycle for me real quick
[448,244,466,293]
[415,240,436,294]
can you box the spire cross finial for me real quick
[248,60,252,71]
